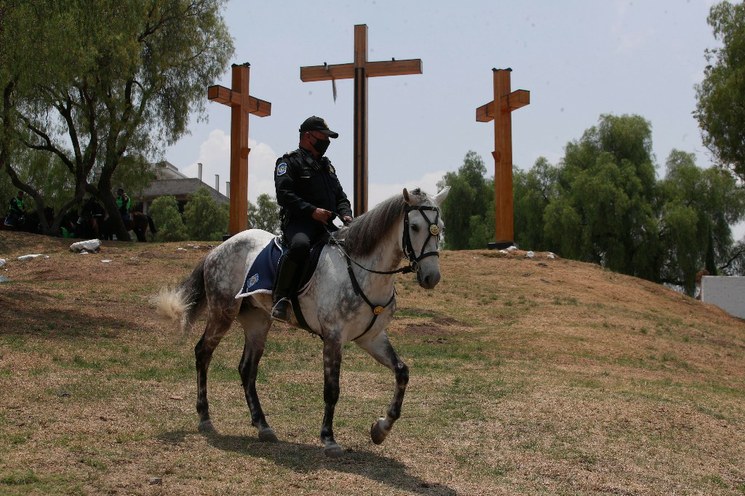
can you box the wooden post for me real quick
[208,63,271,235]
[476,68,530,247]
[300,24,422,216]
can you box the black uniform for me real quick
[272,147,352,306]
[275,147,352,243]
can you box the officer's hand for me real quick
[342,215,353,226]
[312,208,333,223]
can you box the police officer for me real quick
[272,116,353,321]
[116,188,131,223]
[6,190,26,227]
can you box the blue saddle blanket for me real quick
[235,235,330,300]
[235,237,284,298]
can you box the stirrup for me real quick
[271,298,293,322]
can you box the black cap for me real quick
[299,116,338,138]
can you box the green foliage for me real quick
[514,157,559,250]
[437,151,493,249]
[658,150,745,294]
[446,113,745,293]
[544,114,660,278]
[0,0,234,236]
[248,193,280,234]
[183,188,228,241]
[695,1,745,181]
[149,195,187,242]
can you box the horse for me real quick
[154,187,449,457]
[99,211,157,241]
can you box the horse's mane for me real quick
[336,188,428,257]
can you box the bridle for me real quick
[331,203,443,341]
[401,204,442,273]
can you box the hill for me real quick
[1,231,743,495]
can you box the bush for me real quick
[183,188,228,240]
[149,195,187,241]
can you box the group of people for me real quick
[4,187,133,235]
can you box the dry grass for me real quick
[1,231,744,495]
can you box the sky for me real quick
[163,0,732,231]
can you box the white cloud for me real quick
[368,170,447,208]
[178,129,279,203]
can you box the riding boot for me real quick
[272,256,300,322]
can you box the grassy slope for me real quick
[0,231,743,495]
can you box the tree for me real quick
[695,1,745,181]
[183,188,229,241]
[1,0,234,239]
[248,193,280,234]
[514,157,559,250]
[544,114,660,279]
[437,151,492,249]
[658,150,745,294]
[149,195,187,242]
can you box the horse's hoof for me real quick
[370,418,389,445]
[198,420,216,434]
[324,443,344,458]
[258,427,278,443]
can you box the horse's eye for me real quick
[411,224,420,232]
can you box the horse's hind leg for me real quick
[356,331,409,445]
[195,314,234,433]
[236,305,277,442]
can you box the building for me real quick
[137,161,228,214]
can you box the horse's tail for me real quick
[153,258,206,337]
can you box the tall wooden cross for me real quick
[208,63,271,235]
[476,68,530,247]
[300,24,422,215]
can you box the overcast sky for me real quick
[164,0,726,224]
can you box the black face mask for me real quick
[312,137,330,156]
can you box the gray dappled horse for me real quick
[155,187,449,456]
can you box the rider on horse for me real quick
[272,116,353,322]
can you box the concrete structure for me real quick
[701,276,745,319]
[137,161,228,214]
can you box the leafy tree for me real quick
[0,0,233,238]
[544,114,660,279]
[149,195,187,242]
[248,193,280,234]
[437,151,493,249]
[658,150,745,294]
[695,1,745,181]
[514,157,559,250]
[183,188,228,241]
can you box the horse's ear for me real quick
[403,188,411,205]
[432,186,450,207]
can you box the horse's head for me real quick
[401,186,449,289]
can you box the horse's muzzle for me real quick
[417,269,441,289]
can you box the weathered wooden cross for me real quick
[300,24,422,215]
[208,62,271,235]
[476,68,530,247]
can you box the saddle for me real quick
[235,235,327,300]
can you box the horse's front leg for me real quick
[321,337,344,457]
[356,331,409,445]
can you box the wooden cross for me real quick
[208,63,271,235]
[300,24,422,216]
[476,68,530,247]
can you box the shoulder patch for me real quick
[327,164,336,175]
[276,163,288,176]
